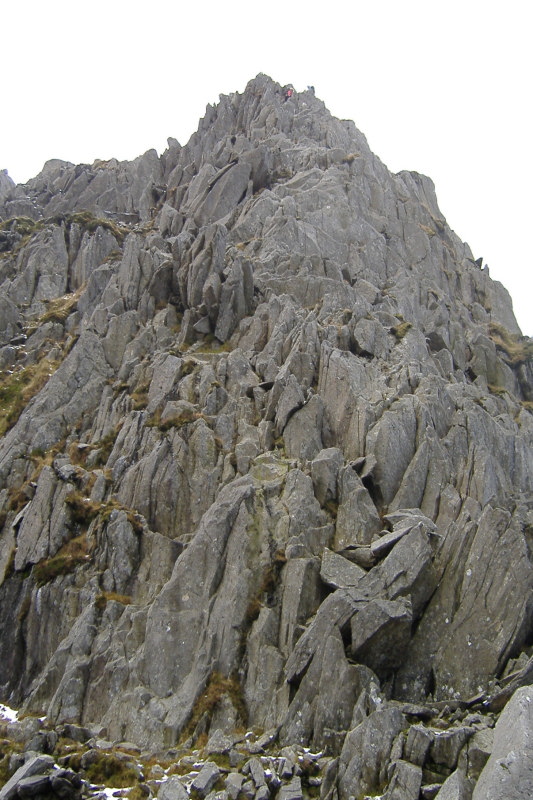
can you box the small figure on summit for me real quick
[284,86,294,101]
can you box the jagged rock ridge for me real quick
[0,74,532,798]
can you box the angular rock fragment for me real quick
[192,762,222,797]
[472,686,533,799]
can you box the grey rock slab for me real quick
[338,545,376,569]
[384,760,423,800]
[361,522,437,618]
[191,762,222,797]
[338,706,405,800]
[472,685,533,799]
[225,773,245,800]
[465,727,493,779]
[255,785,270,800]
[312,634,375,752]
[277,757,295,779]
[283,394,324,461]
[158,776,189,800]
[384,509,437,534]
[246,729,278,754]
[49,772,80,798]
[278,777,303,800]
[248,756,267,786]
[334,465,382,548]
[5,718,44,744]
[284,588,366,682]
[274,374,306,435]
[16,774,53,798]
[430,727,475,771]
[320,548,366,589]
[206,729,242,755]
[421,786,442,800]
[0,755,55,800]
[240,780,256,800]
[404,723,434,766]
[147,354,183,413]
[365,396,418,505]
[370,526,411,559]
[310,447,344,506]
[351,597,412,676]
[434,769,473,799]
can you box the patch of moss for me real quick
[181,672,247,743]
[0,213,128,261]
[99,499,144,534]
[391,321,413,340]
[244,596,262,624]
[131,381,150,410]
[60,211,129,245]
[82,752,140,788]
[26,289,82,334]
[92,426,122,466]
[33,533,90,586]
[16,594,32,623]
[0,216,41,236]
[65,492,102,524]
[69,426,122,469]
[487,383,509,397]
[194,336,233,354]
[127,786,150,800]
[0,738,24,784]
[52,736,85,760]
[152,408,207,432]
[95,592,132,611]
[181,359,198,376]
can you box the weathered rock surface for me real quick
[472,685,533,799]
[0,74,532,798]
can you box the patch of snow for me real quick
[0,703,19,722]
[95,786,135,800]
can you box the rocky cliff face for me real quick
[0,74,532,798]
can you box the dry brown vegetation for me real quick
[181,671,247,743]
[95,592,133,610]
[33,534,91,586]
[489,322,533,366]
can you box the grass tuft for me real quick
[489,322,533,366]
[33,534,91,587]
[95,592,132,611]
[391,321,413,340]
[181,672,247,743]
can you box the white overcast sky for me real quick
[1,0,531,334]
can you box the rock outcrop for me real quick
[0,74,532,798]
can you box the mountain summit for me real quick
[0,74,532,798]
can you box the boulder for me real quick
[158,776,189,800]
[472,686,533,799]
[191,763,222,797]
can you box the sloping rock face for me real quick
[0,75,532,797]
